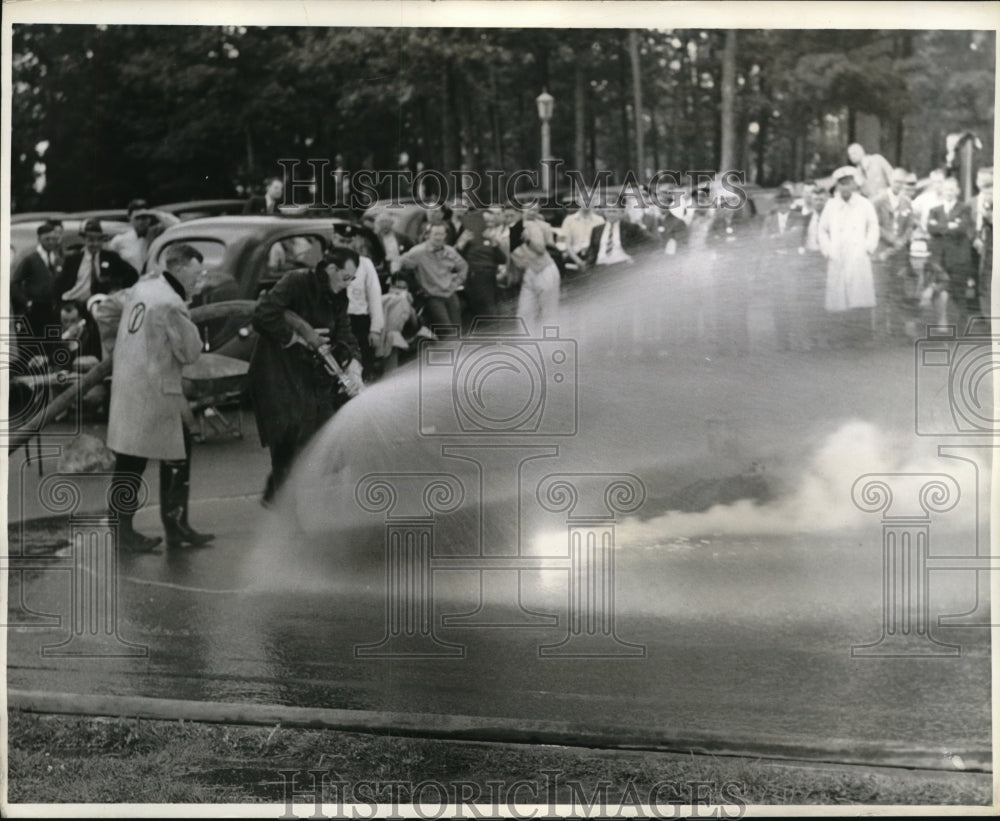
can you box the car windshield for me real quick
[266,235,324,273]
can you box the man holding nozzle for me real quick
[248,246,363,506]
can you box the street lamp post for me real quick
[536,89,554,197]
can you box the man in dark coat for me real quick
[456,208,506,327]
[12,219,64,337]
[248,245,363,505]
[244,176,285,215]
[928,177,977,333]
[583,199,656,266]
[975,186,992,328]
[57,219,139,302]
[759,188,811,350]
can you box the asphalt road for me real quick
[6,259,995,770]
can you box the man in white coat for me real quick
[94,244,213,552]
[818,166,881,347]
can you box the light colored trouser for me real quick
[516,262,560,335]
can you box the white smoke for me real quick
[616,419,986,545]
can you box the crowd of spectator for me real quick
[353,146,992,369]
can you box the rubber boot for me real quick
[111,455,161,553]
[118,514,163,553]
[160,457,215,549]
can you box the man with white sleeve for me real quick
[94,244,214,552]
[818,166,881,347]
[334,223,385,381]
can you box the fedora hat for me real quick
[80,218,108,238]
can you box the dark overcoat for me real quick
[248,268,360,447]
[928,202,976,281]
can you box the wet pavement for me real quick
[6,260,995,769]
[7,491,992,764]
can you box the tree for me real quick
[719,29,737,172]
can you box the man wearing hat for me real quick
[760,187,811,351]
[93,243,214,553]
[108,199,178,273]
[57,219,138,304]
[818,166,881,347]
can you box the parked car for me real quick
[11,211,69,225]
[144,216,355,359]
[154,199,248,221]
[70,208,131,224]
[277,203,360,221]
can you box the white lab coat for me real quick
[95,274,202,460]
[818,194,880,311]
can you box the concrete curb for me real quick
[7,690,991,773]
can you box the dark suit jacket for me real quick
[585,220,655,264]
[12,250,62,335]
[760,209,810,253]
[928,202,976,278]
[56,250,139,300]
[244,195,280,216]
[871,191,914,253]
[660,213,689,252]
[509,219,525,253]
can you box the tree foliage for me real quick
[10,25,995,210]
